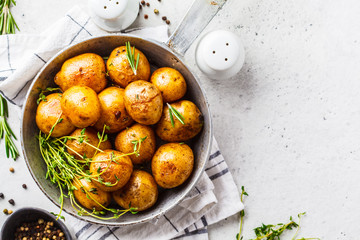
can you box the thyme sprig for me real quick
[167,103,185,128]
[125,41,140,75]
[0,95,18,160]
[37,87,62,105]
[236,187,319,240]
[0,0,19,35]
[39,123,144,220]
[236,186,248,240]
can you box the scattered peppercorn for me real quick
[166,20,170,25]
[144,14,148,19]
[140,0,145,5]
[9,167,14,173]
[3,208,8,214]
[14,219,66,240]
[0,193,4,199]
[8,209,13,214]
[22,184,27,189]
[146,2,150,6]
[154,9,159,14]
[8,199,15,205]
[139,4,142,10]
[162,16,167,21]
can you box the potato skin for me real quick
[150,67,187,103]
[73,177,111,211]
[124,81,163,125]
[90,150,133,192]
[94,87,133,133]
[156,100,203,142]
[36,93,76,137]
[54,53,107,93]
[61,86,101,128]
[115,123,156,165]
[66,128,112,159]
[107,46,150,88]
[112,170,158,211]
[152,143,194,189]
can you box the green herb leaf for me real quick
[125,41,140,75]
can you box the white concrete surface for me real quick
[1,0,360,239]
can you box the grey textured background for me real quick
[1,0,359,239]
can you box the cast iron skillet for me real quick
[20,0,227,226]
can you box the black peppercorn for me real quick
[144,14,148,19]
[162,16,167,21]
[0,193,4,199]
[166,20,170,25]
[141,0,145,5]
[22,184,27,189]
[8,199,15,205]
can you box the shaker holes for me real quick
[226,43,229,46]
[213,51,216,54]
[225,58,228,61]
[104,6,107,9]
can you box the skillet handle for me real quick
[166,0,228,56]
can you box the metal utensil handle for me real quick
[167,0,228,56]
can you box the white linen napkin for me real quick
[0,6,243,240]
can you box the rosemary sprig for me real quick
[236,186,248,240]
[167,103,185,127]
[0,0,19,35]
[125,41,140,75]
[0,95,18,160]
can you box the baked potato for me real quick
[94,86,133,133]
[90,150,133,192]
[151,143,194,189]
[156,100,203,142]
[66,128,112,160]
[124,80,163,125]
[54,53,107,93]
[115,123,156,165]
[107,46,150,88]
[73,177,111,211]
[36,93,76,137]
[150,67,187,103]
[61,86,101,128]
[112,170,158,211]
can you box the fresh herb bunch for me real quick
[236,187,319,240]
[0,0,19,35]
[39,123,144,220]
[167,103,185,127]
[0,95,19,160]
[125,41,140,75]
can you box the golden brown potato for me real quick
[151,143,194,189]
[73,177,111,211]
[90,150,133,192]
[115,123,156,165]
[66,128,112,160]
[54,53,107,93]
[124,80,163,125]
[112,170,158,211]
[36,93,76,137]
[94,87,133,133]
[155,100,203,142]
[61,86,101,128]
[150,67,187,103]
[107,46,150,88]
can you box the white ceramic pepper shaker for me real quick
[89,0,139,32]
[195,30,245,79]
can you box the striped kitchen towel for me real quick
[0,5,243,240]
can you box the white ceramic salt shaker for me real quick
[89,0,139,32]
[195,30,245,79]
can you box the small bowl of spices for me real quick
[1,207,72,240]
